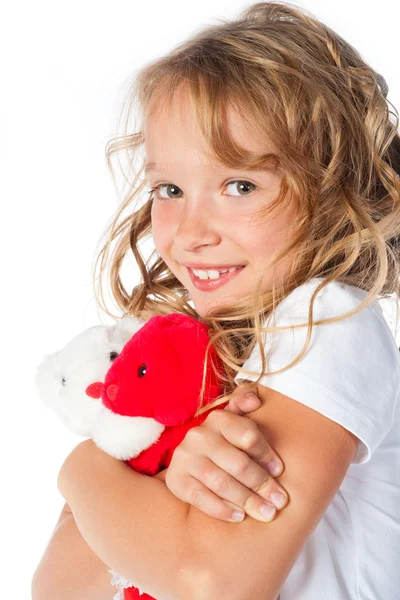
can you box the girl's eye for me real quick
[146,180,257,201]
[224,180,257,197]
[148,184,183,200]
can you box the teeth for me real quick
[191,267,241,280]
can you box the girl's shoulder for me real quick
[235,277,400,465]
[275,276,377,313]
[274,277,398,349]
[267,277,400,381]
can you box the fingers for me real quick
[186,430,288,522]
[184,471,249,523]
[224,391,262,415]
[165,390,288,525]
[166,456,243,522]
[224,390,283,474]
[210,409,284,476]
[168,459,275,524]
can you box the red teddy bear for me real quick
[88,313,229,599]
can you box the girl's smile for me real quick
[144,84,298,317]
[185,264,246,292]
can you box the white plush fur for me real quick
[109,568,144,597]
[91,403,165,460]
[35,316,146,437]
[35,314,164,594]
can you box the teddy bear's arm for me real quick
[57,439,208,600]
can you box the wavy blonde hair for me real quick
[93,1,400,417]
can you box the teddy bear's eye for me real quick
[61,377,66,387]
[110,351,119,362]
[138,363,147,378]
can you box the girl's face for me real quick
[144,91,297,318]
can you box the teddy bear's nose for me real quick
[85,382,103,399]
[107,384,119,402]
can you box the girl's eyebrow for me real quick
[145,154,279,175]
[145,162,168,175]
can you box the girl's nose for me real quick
[174,207,221,252]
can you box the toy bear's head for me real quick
[35,316,146,436]
[90,313,224,460]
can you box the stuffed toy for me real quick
[35,312,228,600]
[35,315,147,437]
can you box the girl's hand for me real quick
[164,389,288,523]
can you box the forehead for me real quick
[143,86,278,172]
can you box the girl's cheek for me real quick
[151,205,175,255]
[151,201,165,232]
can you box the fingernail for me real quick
[245,392,260,402]
[266,458,282,476]
[259,503,276,521]
[270,492,286,509]
[230,510,245,522]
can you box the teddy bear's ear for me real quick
[106,316,147,347]
[162,315,213,359]
[120,314,147,328]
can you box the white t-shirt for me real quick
[234,277,400,600]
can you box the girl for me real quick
[32,2,400,599]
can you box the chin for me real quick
[191,297,234,319]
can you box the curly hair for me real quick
[92,1,400,416]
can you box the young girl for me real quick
[32,2,400,599]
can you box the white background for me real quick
[1,1,399,597]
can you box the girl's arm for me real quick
[58,388,359,600]
[31,501,117,600]
[57,440,200,600]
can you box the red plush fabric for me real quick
[99,313,227,600]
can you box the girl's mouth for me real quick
[186,265,245,292]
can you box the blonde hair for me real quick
[93,1,400,417]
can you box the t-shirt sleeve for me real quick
[234,280,400,465]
